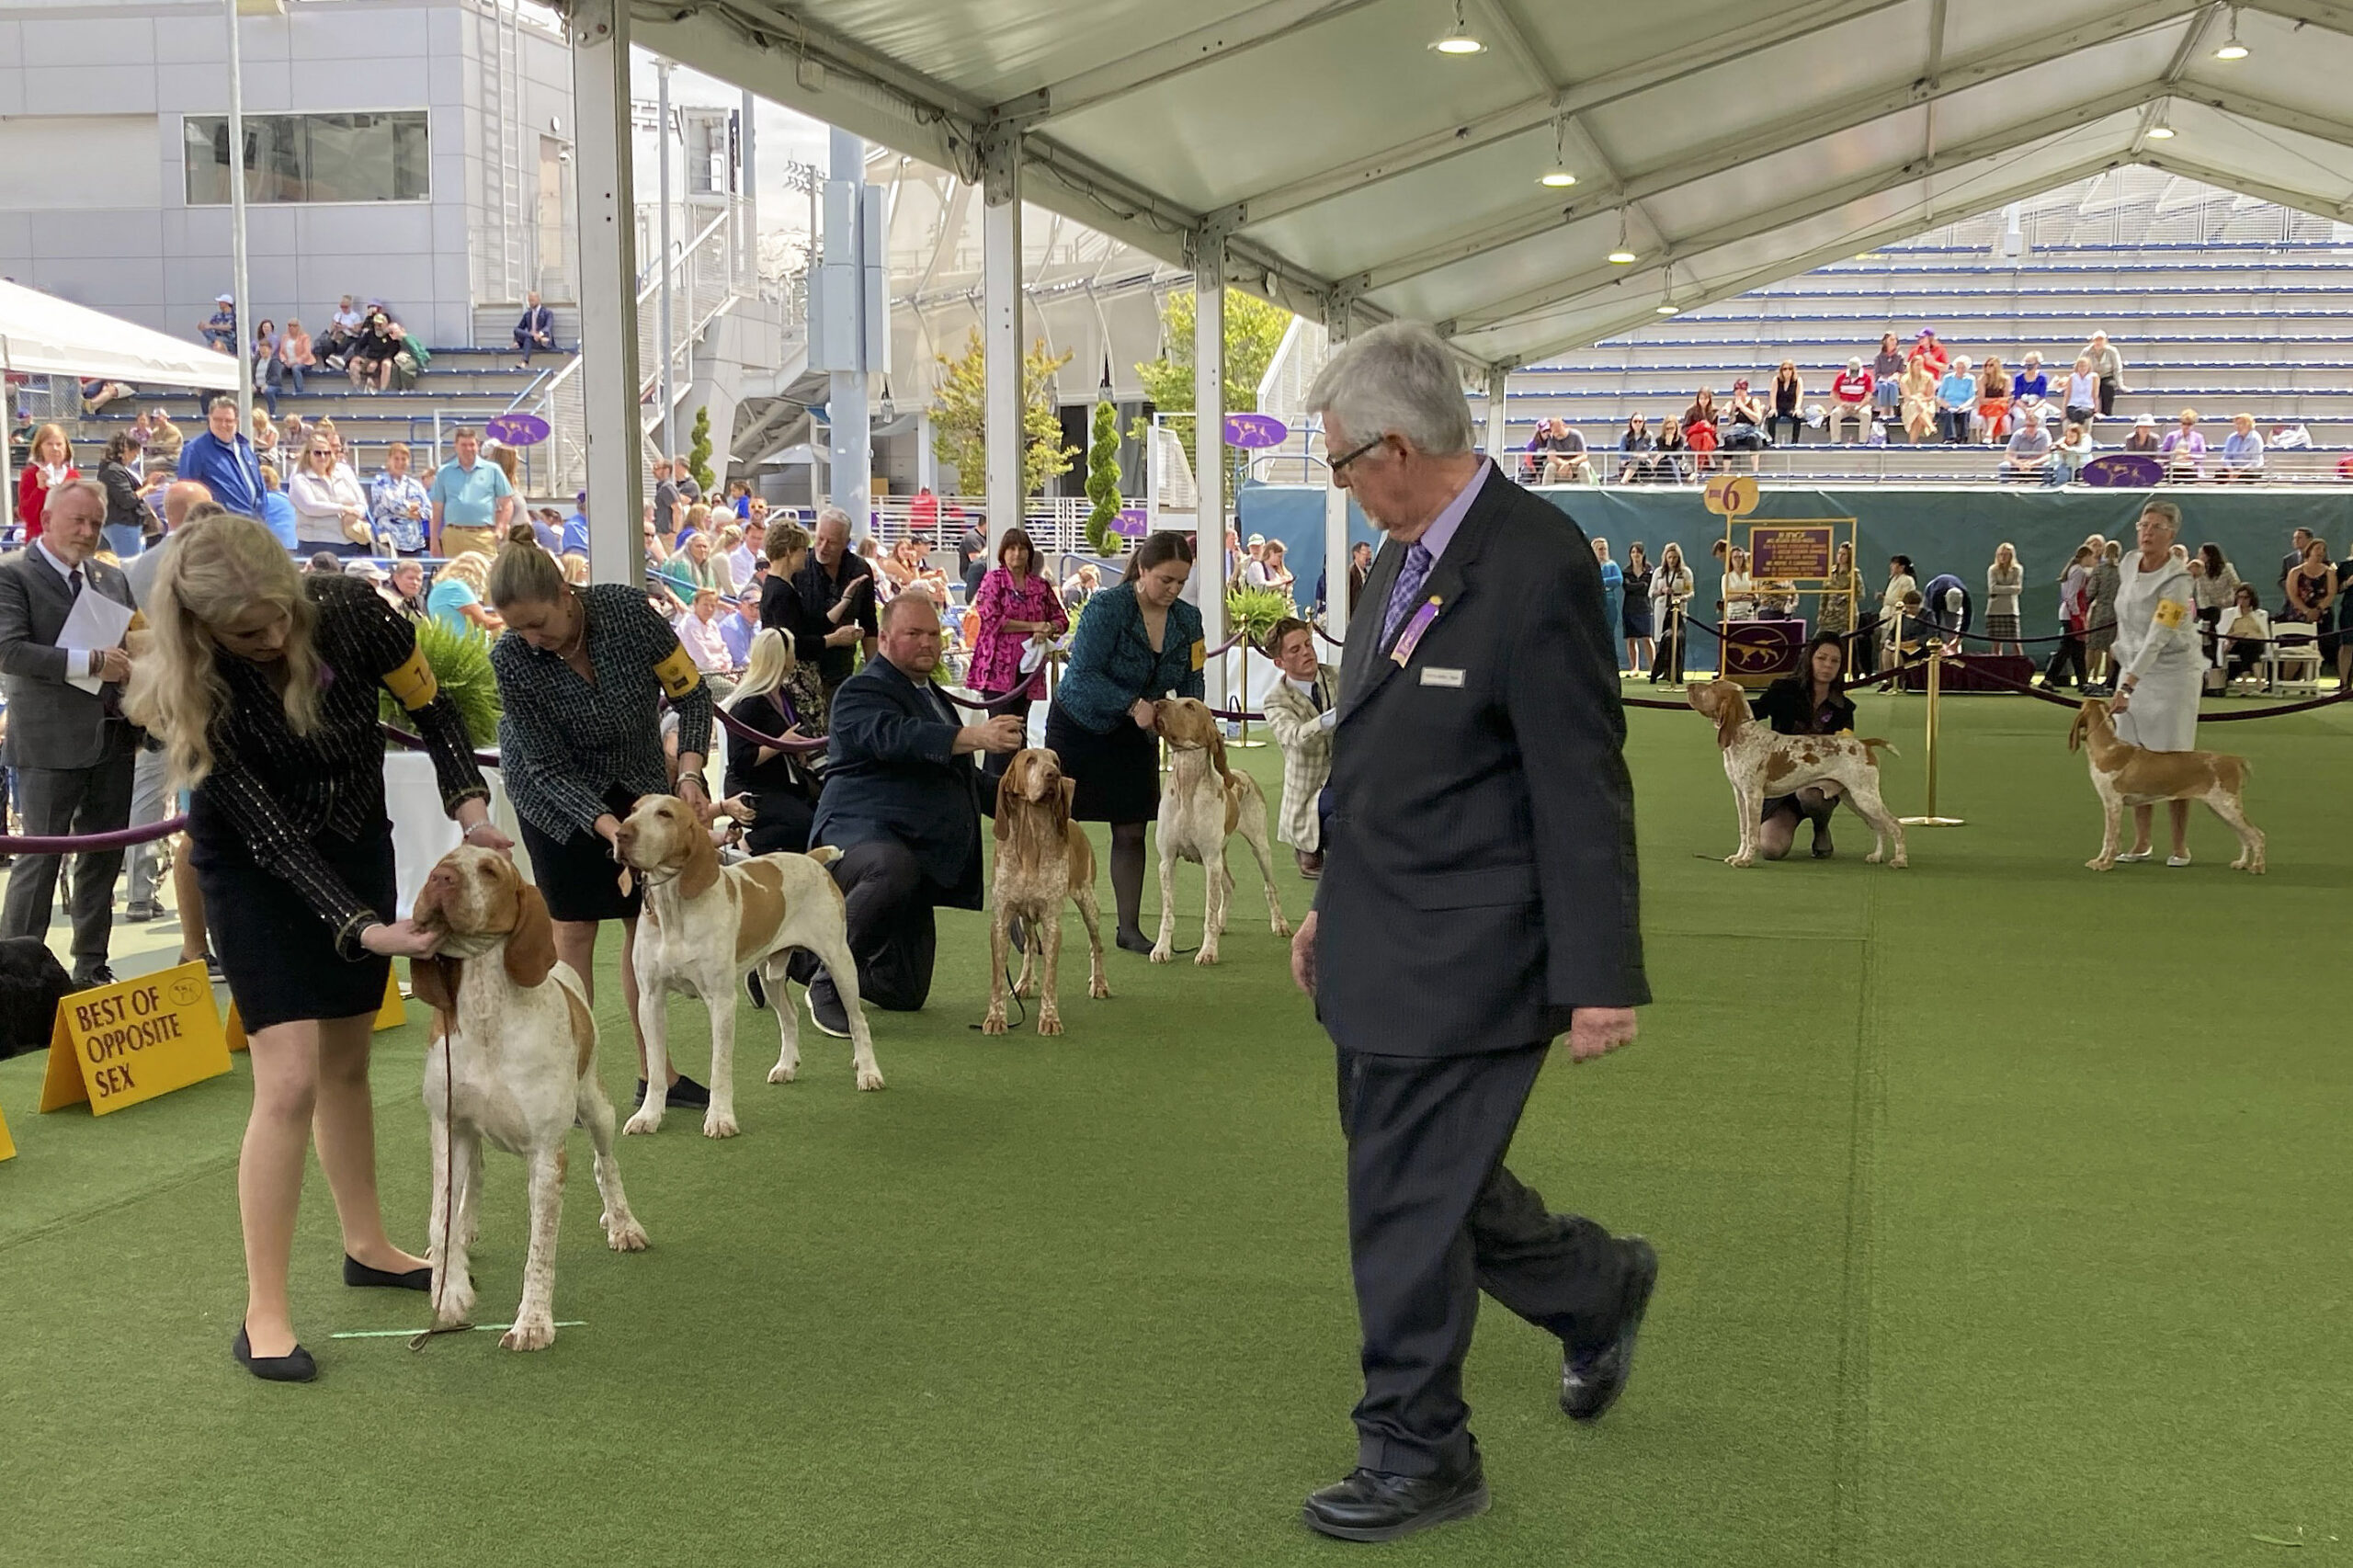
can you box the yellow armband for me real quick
[1189,639,1207,672]
[654,644,703,699]
[2153,598,2188,630]
[382,645,440,711]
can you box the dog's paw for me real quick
[2085,856,2112,870]
[1148,943,1174,964]
[1037,1012,1063,1037]
[622,1108,661,1136]
[1866,849,1884,864]
[855,1065,886,1092]
[1888,855,1908,869]
[1270,917,1292,938]
[767,1061,797,1084]
[702,1108,740,1140]
[604,1213,650,1252]
[500,1314,555,1352]
[981,1011,1008,1036]
[1724,854,1753,868]
[1194,946,1220,967]
[1014,976,1038,999]
[1089,976,1110,999]
[434,1279,476,1328]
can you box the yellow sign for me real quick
[227,970,404,1052]
[39,961,231,1116]
[1703,473,1759,517]
[0,1098,16,1161]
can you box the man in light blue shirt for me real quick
[1936,358,1979,445]
[720,587,760,667]
[426,426,515,555]
[175,396,266,517]
[562,492,591,562]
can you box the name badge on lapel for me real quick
[1390,597,1443,667]
[1419,666,1464,687]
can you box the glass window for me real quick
[184,112,429,204]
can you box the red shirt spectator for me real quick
[1906,330,1949,377]
[1832,367,1873,404]
[908,484,939,534]
[16,423,78,542]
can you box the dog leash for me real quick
[411,1024,472,1352]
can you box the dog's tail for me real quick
[803,845,845,868]
[1859,736,1898,766]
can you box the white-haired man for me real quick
[1290,321,1653,1543]
[794,506,879,698]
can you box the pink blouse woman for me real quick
[968,527,1069,701]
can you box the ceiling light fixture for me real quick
[2214,6,2249,58]
[1607,209,1637,265]
[1538,114,1576,187]
[2146,122,2176,139]
[1429,0,1484,54]
[1655,265,1680,315]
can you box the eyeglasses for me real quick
[1329,435,1388,475]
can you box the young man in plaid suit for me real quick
[1260,617,1338,878]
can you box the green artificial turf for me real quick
[2,690,2348,1567]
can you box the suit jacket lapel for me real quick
[1338,542,1402,707]
[1338,466,1510,722]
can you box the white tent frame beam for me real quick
[998,0,1389,127]
[2136,151,2353,217]
[2251,0,2353,38]
[2171,85,2353,153]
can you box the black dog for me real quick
[0,937,73,1060]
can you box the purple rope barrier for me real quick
[938,685,1032,714]
[380,722,502,769]
[0,814,188,855]
[710,700,830,755]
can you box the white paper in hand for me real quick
[59,587,133,695]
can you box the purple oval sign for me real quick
[2081,453,2164,488]
[1222,412,1289,449]
[484,413,551,448]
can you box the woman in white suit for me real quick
[2107,500,2203,866]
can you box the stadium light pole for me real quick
[656,57,676,472]
[224,0,253,435]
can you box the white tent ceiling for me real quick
[0,278,240,389]
[627,0,2353,373]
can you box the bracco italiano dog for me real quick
[614,795,881,1141]
[1685,678,1907,869]
[1151,697,1290,964]
[411,846,648,1353]
[985,747,1108,1035]
[2068,698,2265,872]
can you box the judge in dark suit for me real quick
[512,290,557,365]
[1290,323,1654,1544]
[801,590,1022,1032]
[0,479,142,986]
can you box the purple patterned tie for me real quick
[1381,542,1434,649]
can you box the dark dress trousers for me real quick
[1314,462,1650,1479]
[807,656,982,1010]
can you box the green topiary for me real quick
[381,616,502,746]
[688,404,717,494]
[1084,401,1123,557]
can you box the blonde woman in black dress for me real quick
[129,514,502,1382]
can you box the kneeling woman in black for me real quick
[722,627,826,854]
[129,513,502,1381]
[1753,631,1857,861]
[485,540,715,1108]
[1045,529,1205,952]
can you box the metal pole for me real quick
[225,0,252,435]
[739,88,756,292]
[656,57,675,468]
[569,0,643,585]
[1900,653,1964,826]
[1193,254,1228,711]
[979,129,1022,558]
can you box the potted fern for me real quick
[381,618,508,913]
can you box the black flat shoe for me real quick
[233,1324,318,1382]
[1562,1235,1658,1422]
[665,1074,711,1108]
[1115,926,1154,955]
[804,983,851,1040]
[1302,1460,1489,1543]
[344,1254,432,1291]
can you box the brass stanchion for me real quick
[1899,653,1964,826]
[1229,639,1267,748]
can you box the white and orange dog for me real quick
[1686,678,1907,869]
[614,795,881,1141]
[2068,697,2265,872]
[412,846,648,1352]
[985,747,1108,1035]
[1151,697,1290,964]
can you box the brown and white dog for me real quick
[614,795,881,1141]
[2068,697,2265,872]
[412,846,648,1353]
[1685,678,1907,869]
[985,747,1108,1035]
[1151,697,1290,965]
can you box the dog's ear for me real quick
[2066,703,2090,753]
[412,955,461,1017]
[1055,773,1075,835]
[994,761,1017,842]
[1209,722,1233,783]
[678,807,722,899]
[502,882,558,989]
[1710,682,1745,750]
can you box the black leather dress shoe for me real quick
[804,981,851,1040]
[343,1255,432,1291]
[233,1324,318,1383]
[1562,1235,1659,1421]
[1302,1461,1489,1543]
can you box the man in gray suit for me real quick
[0,479,142,986]
[1290,323,1653,1543]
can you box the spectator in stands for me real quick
[1827,358,1872,443]
[1899,356,1938,444]
[319,295,364,369]
[657,528,728,603]
[199,292,237,354]
[1062,562,1102,612]
[2219,414,2264,481]
[2158,408,2206,482]
[1534,417,1589,483]
[81,376,136,415]
[721,630,824,857]
[514,290,557,366]
[1653,417,1690,483]
[724,517,764,589]
[250,318,278,392]
[384,558,427,622]
[1871,334,1904,424]
[175,396,266,520]
[2085,540,2123,692]
[1615,413,1654,483]
[881,536,949,603]
[2063,356,2099,427]
[1648,543,1693,683]
[265,318,313,417]
[529,506,563,552]
[720,585,761,669]
[1906,327,1949,377]
[288,435,369,557]
[1680,396,1720,473]
[2125,414,2160,453]
[1257,539,1298,599]
[1722,380,1768,470]
[1936,357,1977,444]
[94,432,150,558]
[428,426,515,558]
[649,458,681,540]
[1620,542,1654,674]
[250,409,281,474]
[138,409,184,469]
[675,587,736,696]
[2053,420,2097,484]
[1768,359,1803,446]
[1999,407,2055,483]
[2082,332,2124,416]
[1984,542,2024,657]
[426,550,501,637]
[1973,356,2011,443]
[16,422,78,543]
[2011,351,2049,404]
